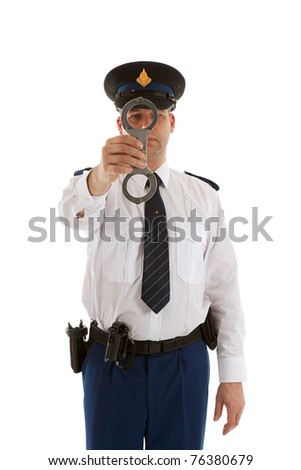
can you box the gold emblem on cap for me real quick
[136,68,152,87]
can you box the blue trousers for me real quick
[82,338,209,450]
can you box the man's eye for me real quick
[129,114,141,120]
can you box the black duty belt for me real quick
[66,309,217,373]
[90,321,204,356]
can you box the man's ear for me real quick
[170,113,175,133]
[117,116,123,134]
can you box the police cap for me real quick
[104,61,185,111]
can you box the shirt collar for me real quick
[154,160,169,188]
[129,160,170,190]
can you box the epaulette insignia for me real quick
[74,167,93,176]
[184,171,219,191]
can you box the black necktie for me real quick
[141,174,170,313]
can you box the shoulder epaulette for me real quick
[73,167,93,176]
[184,171,219,191]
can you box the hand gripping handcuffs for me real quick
[121,97,158,204]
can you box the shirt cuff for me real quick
[218,356,247,383]
[75,172,108,211]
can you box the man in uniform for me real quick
[60,61,246,450]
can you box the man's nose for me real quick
[140,113,153,128]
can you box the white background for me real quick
[1,0,300,468]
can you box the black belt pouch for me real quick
[200,307,218,350]
[66,321,88,373]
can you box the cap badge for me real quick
[136,68,152,87]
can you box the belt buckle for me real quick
[148,341,162,355]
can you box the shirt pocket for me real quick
[174,221,207,285]
[100,218,143,283]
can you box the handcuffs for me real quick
[104,321,136,371]
[121,96,158,204]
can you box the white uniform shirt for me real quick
[59,161,247,383]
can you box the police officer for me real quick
[60,61,246,450]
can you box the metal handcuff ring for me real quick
[121,97,158,204]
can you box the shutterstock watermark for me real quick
[27,207,273,243]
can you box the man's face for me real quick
[117,107,175,170]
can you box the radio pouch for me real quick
[66,320,88,373]
[200,307,218,350]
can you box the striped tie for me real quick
[141,174,170,313]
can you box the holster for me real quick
[66,320,88,373]
[200,307,217,350]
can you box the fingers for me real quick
[214,383,245,436]
[87,135,147,196]
[213,396,223,422]
[213,397,240,435]
[102,135,146,175]
[223,406,243,435]
[104,154,147,174]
